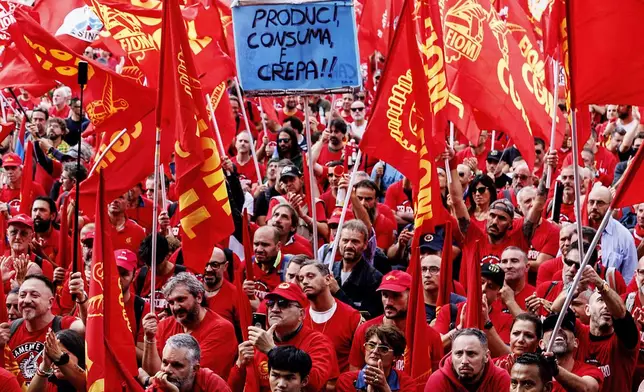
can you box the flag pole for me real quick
[160,164,167,211]
[490,130,496,151]
[303,97,319,254]
[205,94,228,159]
[569,109,586,270]
[546,61,560,187]
[233,77,263,182]
[545,207,611,352]
[88,129,128,174]
[7,88,29,121]
[327,150,362,269]
[148,125,161,313]
[445,122,454,184]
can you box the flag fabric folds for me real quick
[612,146,644,209]
[436,221,453,309]
[85,172,143,391]
[157,0,234,273]
[464,245,483,329]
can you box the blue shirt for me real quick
[600,217,638,284]
[371,162,403,201]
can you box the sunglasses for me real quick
[351,107,365,112]
[266,298,299,309]
[535,149,544,155]
[277,138,291,144]
[563,258,580,268]
[458,172,465,177]
[364,342,393,355]
[516,174,530,181]
[474,186,488,195]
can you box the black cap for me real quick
[481,263,505,288]
[419,231,444,252]
[543,309,576,334]
[279,165,302,180]
[487,150,501,162]
[490,199,515,219]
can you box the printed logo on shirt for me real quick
[126,237,133,244]
[558,213,571,223]
[480,254,500,264]
[585,355,610,378]
[258,360,269,376]
[527,247,539,261]
[12,341,44,382]
[144,289,167,312]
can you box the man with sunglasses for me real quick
[349,270,443,376]
[229,282,339,392]
[587,185,638,283]
[349,101,367,141]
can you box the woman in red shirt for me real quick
[468,175,497,230]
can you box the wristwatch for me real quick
[54,353,70,366]
[598,280,610,295]
[484,320,494,330]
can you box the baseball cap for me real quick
[279,165,302,181]
[7,214,33,230]
[543,309,576,334]
[377,270,412,293]
[419,231,444,252]
[487,150,501,163]
[2,153,22,168]
[114,249,138,271]
[328,207,355,226]
[265,282,308,307]
[481,263,505,288]
[490,199,515,220]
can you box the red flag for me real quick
[87,0,235,91]
[242,209,255,279]
[258,97,279,124]
[8,8,156,132]
[612,146,644,209]
[436,221,453,309]
[31,0,101,53]
[0,123,14,144]
[464,245,483,329]
[86,172,143,391]
[567,1,644,106]
[208,82,237,151]
[158,0,234,272]
[357,0,403,62]
[18,141,33,215]
[404,232,435,388]
[541,0,566,61]
[575,105,592,159]
[56,196,70,269]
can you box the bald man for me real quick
[587,185,638,283]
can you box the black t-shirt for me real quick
[495,174,512,189]
[253,186,281,220]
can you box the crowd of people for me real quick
[0,74,643,392]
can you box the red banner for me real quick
[8,8,155,132]
[612,147,644,209]
[86,172,143,391]
[0,46,55,97]
[158,0,233,272]
[87,0,235,91]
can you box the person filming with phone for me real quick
[228,282,339,392]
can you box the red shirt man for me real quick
[0,153,47,212]
[111,219,146,254]
[125,191,155,233]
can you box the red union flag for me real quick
[87,0,235,91]
[8,8,155,132]
[158,0,234,272]
[612,146,644,209]
[439,0,549,169]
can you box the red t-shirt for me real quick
[502,283,536,313]
[349,315,443,373]
[456,147,490,173]
[228,325,339,392]
[110,219,147,255]
[0,183,47,210]
[336,369,415,392]
[8,316,77,384]
[435,300,513,343]
[48,105,71,118]
[0,367,21,392]
[527,220,560,262]
[156,309,237,378]
[126,197,155,233]
[242,259,283,296]
[317,143,344,166]
[574,318,639,392]
[340,111,354,124]
[134,264,180,313]
[320,189,336,218]
[282,235,314,257]
[34,228,67,267]
[373,204,397,250]
[147,367,231,392]
[205,279,239,327]
[545,198,576,223]
[384,181,413,216]
[536,256,563,287]
[551,360,604,392]
[621,292,644,388]
[277,108,305,125]
[305,299,362,372]
[232,156,265,185]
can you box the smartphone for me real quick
[252,313,267,330]
[552,180,564,223]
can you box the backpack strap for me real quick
[136,266,149,297]
[448,303,458,330]
[626,292,637,313]
[8,318,24,340]
[544,281,559,299]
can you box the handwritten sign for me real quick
[232,0,361,95]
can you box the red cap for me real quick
[328,207,354,225]
[2,153,22,168]
[265,282,308,308]
[7,214,33,230]
[377,270,412,292]
[81,230,95,242]
[114,249,138,271]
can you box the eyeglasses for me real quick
[474,186,487,195]
[364,342,393,355]
[277,138,290,144]
[637,269,644,277]
[7,229,30,238]
[516,174,530,181]
[351,107,365,112]
[421,266,440,275]
[205,261,227,270]
[266,298,299,309]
